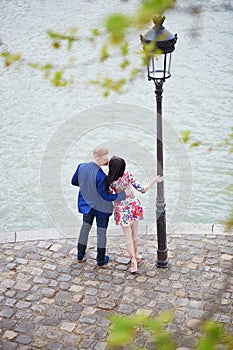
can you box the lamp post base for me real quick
[156,208,168,268]
[156,250,169,268]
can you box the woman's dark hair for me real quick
[105,156,126,191]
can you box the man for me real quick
[71,147,126,268]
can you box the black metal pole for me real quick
[154,80,168,268]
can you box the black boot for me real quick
[77,243,86,262]
[97,248,109,267]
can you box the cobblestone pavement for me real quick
[0,232,232,350]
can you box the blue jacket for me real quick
[71,162,126,218]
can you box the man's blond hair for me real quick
[93,147,109,159]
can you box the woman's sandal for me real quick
[135,254,142,263]
[130,257,137,274]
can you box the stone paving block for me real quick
[2,330,18,340]
[0,308,16,318]
[37,241,52,249]
[49,243,63,251]
[15,300,31,309]
[43,263,56,271]
[60,321,76,332]
[4,298,17,307]
[40,288,56,297]
[93,341,108,350]
[0,278,15,289]
[221,254,233,261]
[40,297,55,305]
[63,334,82,346]
[80,315,97,325]
[14,282,31,291]
[15,258,27,265]
[47,341,63,350]
[31,304,46,312]
[33,276,49,284]
[1,340,18,349]
[31,339,47,348]
[58,274,71,282]
[16,334,33,344]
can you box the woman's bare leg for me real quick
[131,221,142,262]
[122,226,137,273]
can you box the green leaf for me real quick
[179,130,191,144]
[120,59,129,69]
[28,63,40,69]
[197,320,224,350]
[41,63,53,71]
[105,14,131,44]
[120,42,128,56]
[100,44,109,62]
[50,70,67,87]
[108,315,136,347]
[136,0,175,27]
[142,311,173,333]
[1,51,10,58]
[47,30,79,50]
[157,311,174,324]
[155,330,176,350]
[190,140,201,148]
[1,51,21,66]
[112,78,126,92]
[92,28,100,36]
[47,30,62,40]
[130,68,141,79]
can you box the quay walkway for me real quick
[0,224,232,349]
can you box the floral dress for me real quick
[110,171,145,227]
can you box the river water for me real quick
[0,0,233,234]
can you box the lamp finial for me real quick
[152,16,165,29]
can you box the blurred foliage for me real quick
[100,44,109,63]
[179,130,201,148]
[197,320,233,350]
[50,70,68,87]
[28,62,69,86]
[136,0,175,27]
[108,311,175,349]
[47,28,79,50]
[1,51,21,66]
[0,0,179,94]
[179,128,233,153]
[108,313,233,350]
[90,77,126,97]
[105,14,131,45]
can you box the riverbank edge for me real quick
[0,223,231,244]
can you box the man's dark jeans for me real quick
[77,209,109,264]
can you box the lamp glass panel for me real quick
[148,53,172,80]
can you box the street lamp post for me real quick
[140,16,177,268]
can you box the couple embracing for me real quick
[71,147,163,274]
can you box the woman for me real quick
[106,156,164,273]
